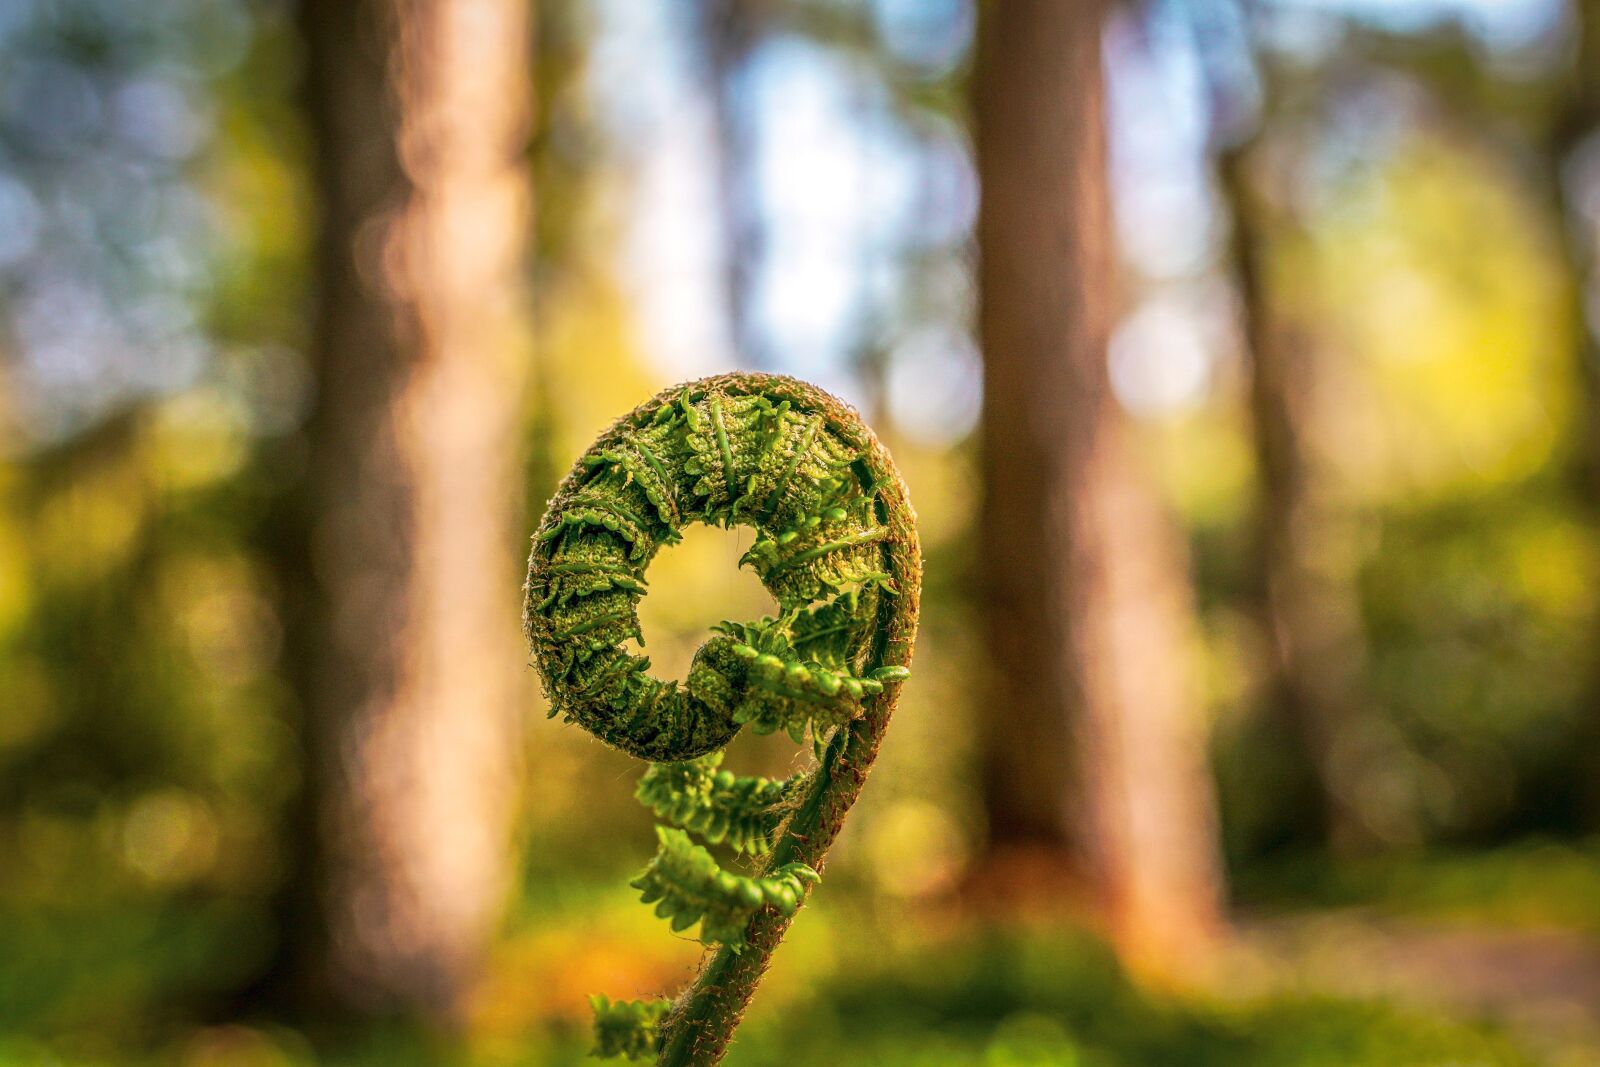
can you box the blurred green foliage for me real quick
[0,896,1558,1065]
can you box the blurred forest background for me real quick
[5,0,1600,1064]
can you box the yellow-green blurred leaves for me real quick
[1301,130,1571,497]
[0,498,31,643]
[30,453,146,588]
[145,389,252,493]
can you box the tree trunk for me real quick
[1551,1,1600,498]
[1546,0,1600,824]
[1218,142,1374,851]
[697,0,765,368]
[973,0,1225,973]
[291,0,532,1022]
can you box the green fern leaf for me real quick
[590,994,671,1061]
[631,827,819,947]
[635,753,803,855]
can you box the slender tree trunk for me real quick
[697,0,765,368]
[1219,142,1373,851]
[291,0,532,1022]
[1551,1,1600,497]
[973,0,1225,973]
[1545,0,1600,824]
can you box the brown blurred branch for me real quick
[1549,0,1600,502]
[1219,136,1379,850]
[698,0,768,368]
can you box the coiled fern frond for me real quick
[524,374,921,1065]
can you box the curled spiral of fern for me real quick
[524,373,921,1065]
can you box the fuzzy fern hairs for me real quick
[524,373,921,1065]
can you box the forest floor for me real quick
[1242,911,1600,1063]
[1222,840,1600,1064]
[10,845,1600,1064]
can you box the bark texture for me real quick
[295,0,531,1020]
[973,0,1225,971]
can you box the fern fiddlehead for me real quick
[524,373,921,1065]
